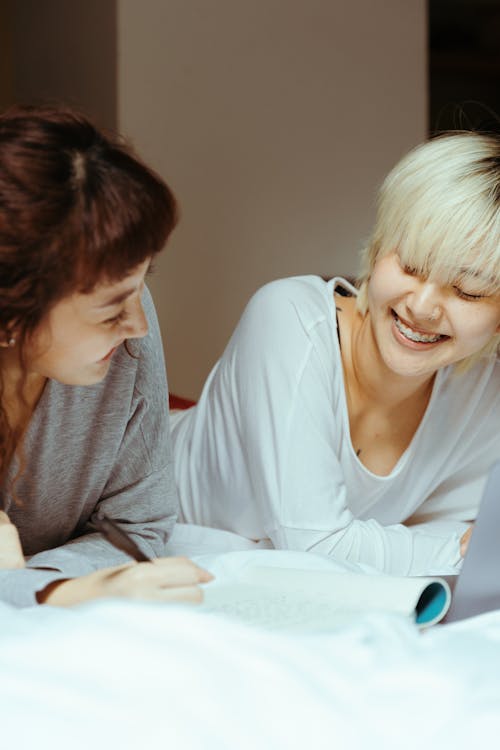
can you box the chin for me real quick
[55,363,111,387]
[380,348,440,379]
[389,364,436,379]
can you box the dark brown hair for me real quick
[0,104,178,487]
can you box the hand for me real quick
[37,556,214,606]
[0,511,25,569]
[460,525,474,557]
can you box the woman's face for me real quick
[24,259,151,386]
[367,252,500,379]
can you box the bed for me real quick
[1,523,500,749]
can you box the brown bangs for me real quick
[62,147,178,293]
[0,103,178,337]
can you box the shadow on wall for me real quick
[429,0,500,134]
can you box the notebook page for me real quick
[202,567,451,630]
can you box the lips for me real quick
[391,311,449,345]
[100,345,118,362]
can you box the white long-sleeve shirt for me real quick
[171,276,500,575]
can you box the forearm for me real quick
[0,568,69,608]
[0,536,128,608]
[25,482,176,579]
[0,481,176,608]
[27,531,139,576]
[38,557,213,607]
[22,504,175,605]
[270,518,463,576]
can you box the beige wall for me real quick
[118,0,427,399]
[2,1,427,399]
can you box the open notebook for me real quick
[201,462,500,632]
[202,566,451,630]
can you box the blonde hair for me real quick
[357,131,500,369]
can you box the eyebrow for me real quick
[95,287,136,309]
[455,263,497,281]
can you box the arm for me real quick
[405,470,493,562]
[37,557,213,605]
[0,510,213,606]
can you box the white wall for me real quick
[118,0,427,399]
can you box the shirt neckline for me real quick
[327,276,444,481]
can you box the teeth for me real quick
[394,315,442,343]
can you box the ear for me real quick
[0,326,16,348]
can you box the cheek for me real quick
[26,329,102,375]
[455,304,500,341]
[368,269,397,312]
[22,328,55,372]
[26,342,72,376]
[494,306,500,334]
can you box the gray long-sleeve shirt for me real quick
[0,288,177,607]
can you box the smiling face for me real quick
[367,253,500,380]
[23,259,151,386]
[356,132,500,374]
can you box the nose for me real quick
[405,279,442,323]
[124,295,148,339]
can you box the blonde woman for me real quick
[171,131,500,576]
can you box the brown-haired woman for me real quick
[0,105,212,606]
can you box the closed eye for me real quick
[102,309,128,326]
[453,286,486,301]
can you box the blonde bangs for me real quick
[396,200,500,295]
[355,131,500,368]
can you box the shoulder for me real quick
[221,276,341,381]
[243,276,336,336]
[249,275,331,306]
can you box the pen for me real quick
[93,511,152,563]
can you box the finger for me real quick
[198,567,215,583]
[460,526,473,557]
[151,557,215,585]
[124,584,204,604]
[0,524,25,568]
[157,585,204,604]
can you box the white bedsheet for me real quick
[1,525,499,749]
